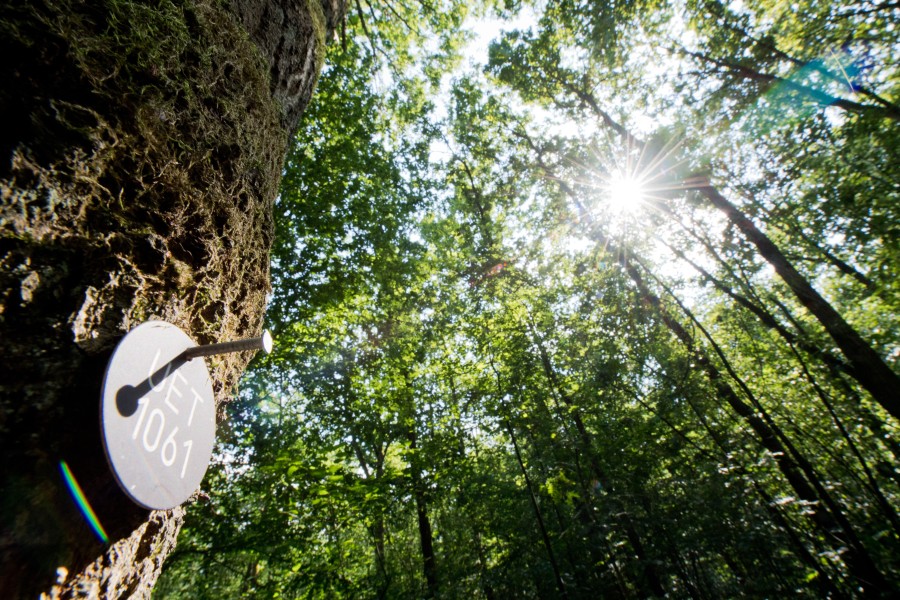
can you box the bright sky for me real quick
[415,2,735,310]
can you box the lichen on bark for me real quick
[0,0,343,597]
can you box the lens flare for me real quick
[60,461,109,544]
[606,171,645,215]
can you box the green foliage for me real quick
[158,0,900,597]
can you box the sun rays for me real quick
[515,123,708,274]
[605,170,647,215]
[576,132,693,232]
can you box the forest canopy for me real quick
[156,0,900,597]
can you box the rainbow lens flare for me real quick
[59,461,109,545]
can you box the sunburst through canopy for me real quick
[605,170,646,215]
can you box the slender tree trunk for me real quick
[528,149,893,594]
[549,496,596,595]
[504,419,569,599]
[472,529,497,600]
[754,483,848,599]
[372,516,388,599]
[414,490,438,598]
[547,83,900,421]
[785,344,900,536]
[633,381,847,596]
[657,235,858,380]
[530,325,666,598]
[626,262,893,596]
[407,429,438,598]
[696,183,900,421]
[769,297,900,461]
[354,439,390,599]
[660,234,900,460]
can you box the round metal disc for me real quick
[100,321,216,509]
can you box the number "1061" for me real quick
[131,352,206,479]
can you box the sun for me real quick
[605,171,646,215]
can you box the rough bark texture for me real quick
[0,0,343,597]
[232,0,345,132]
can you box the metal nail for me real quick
[182,330,273,360]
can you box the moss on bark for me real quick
[0,0,343,596]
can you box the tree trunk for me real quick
[407,429,439,598]
[0,0,343,597]
[529,151,894,595]
[551,80,900,421]
[624,262,893,596]
[696,184,900,421]
[504,420,569,599]
[530,324,666,598]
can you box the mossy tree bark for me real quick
[0,0,344,597]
